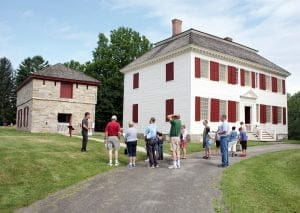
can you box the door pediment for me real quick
[240,90,258,100]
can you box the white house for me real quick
[121,19,290,141]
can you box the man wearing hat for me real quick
[105,115,121,166]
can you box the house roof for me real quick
[17,63,100,91]
[121,29,290,76]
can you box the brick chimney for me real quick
[172,19,182,36]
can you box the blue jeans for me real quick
[220,136,229,166]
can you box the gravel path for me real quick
[17,144,299,213]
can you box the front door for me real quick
[245,106,251,124]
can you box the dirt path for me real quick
[17,144,299,213]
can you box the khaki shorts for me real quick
[170,137,180,152]
[106,136,120,150]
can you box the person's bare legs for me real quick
[108,150,113,165]
[114,150,119,165]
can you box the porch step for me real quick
[250,131,276,142]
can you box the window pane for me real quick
[200,97,209,120]
[219,64,226,82]
[266,105,271,123]
[245,71,251,86]
[277,107,282,123]
[220,100,227,117]
[201,60,209,78]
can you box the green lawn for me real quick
[221,149,300,213]
[0,127,146,212]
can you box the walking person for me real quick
[167,114,182,169]
[125,122,138,168]
[180,125,188,159]
[239,127,248,157]
[81,112,91,152]
[145,117,159,168]
[105,115,121,166]
[217,114,230,167]
[157,132,164,160]
[202,120,212,159]
[228,126,238,157]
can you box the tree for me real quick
[16,55,49,86]
[64,60,87,72]
[0,57,16,125]
[86,27,152,130]
[288,92,300,139]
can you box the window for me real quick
[76,83,78,89]
[165,99,174,121]
[132,104,138,123]
[260,105,266,124]
[266,105,271,123]
[256,104,260,123]
[283,107,287,125]
[195,57,201,78]
[57,113,72,123]
[277,78,282,93]
[277,107,282,123]
[228,101,237,122]
[201,60,209,78]
[245,71,251,87]
[272,77,277,92]
[272,106,278,124]
[210,61,219,81]
[201,98,209,120]
[54,81,57,86]
[195,97,201,121]
[43,80,45,85]
[240,69,245,86]
[266,76,271,91]
[86,85,89,90]
[17,109,23,128]
[166,62,174,81]
[23,107,29,128]
[259,73,266,90]
[219,64,226,82]
[282,79,286,95]
[60,82,73,98]
[251,72,256,88]
[210,98,219,122]
[220,100,227,117]
[228,66,238,84]
[133,73,139,89]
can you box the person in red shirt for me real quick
[105,115,121,166]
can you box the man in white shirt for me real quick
[217,114,230,167]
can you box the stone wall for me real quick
[17,81,33,107]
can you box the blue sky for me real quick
[1,0,299,94]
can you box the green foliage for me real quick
[288,92,300,139]
[0,57,16,125]
[16,55,49,86]
[86,27,152,130]
[221,150,300,213]
[64,60,87,72]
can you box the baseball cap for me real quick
[111,115,117,120]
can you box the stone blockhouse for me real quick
[16,64,99,134]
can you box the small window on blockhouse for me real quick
[43,80,46,85]
[57,113,72,123]
[86,85,89,90]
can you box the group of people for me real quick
[81,112,248,169]
[202,115,248,167]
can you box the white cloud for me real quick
[103,0,300,94]
[21,9,35,18]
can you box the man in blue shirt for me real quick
[217,114,230,167]
[144,117,158,168]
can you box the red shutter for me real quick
[133,73,139,89]
[60,82,73,98]
[272,106,278,124]
[132,104,138,123]
[260,105,266,124]
[210,61,219,81]
[228,66,237,84]
[228,101,237,122]
[283,107,286,125]
[272,77,277,92]
[251,72,256,88]
[282,80,286,94]
[166,62,174,81]
[195,97,201,121]
[195,57,201,78]
[166,99,174,121]
[240,69,245,86]
[259,73,266,90]
[210,98,220,122]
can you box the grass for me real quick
[221,149,300,213]
[0,127,146,212]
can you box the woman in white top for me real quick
[125,122,138,168]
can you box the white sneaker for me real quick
[108,162,113,167]
[115,162,119,166]
[168,165,177,169]
[177,165,181,169]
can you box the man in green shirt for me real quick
[167,114,182,169]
